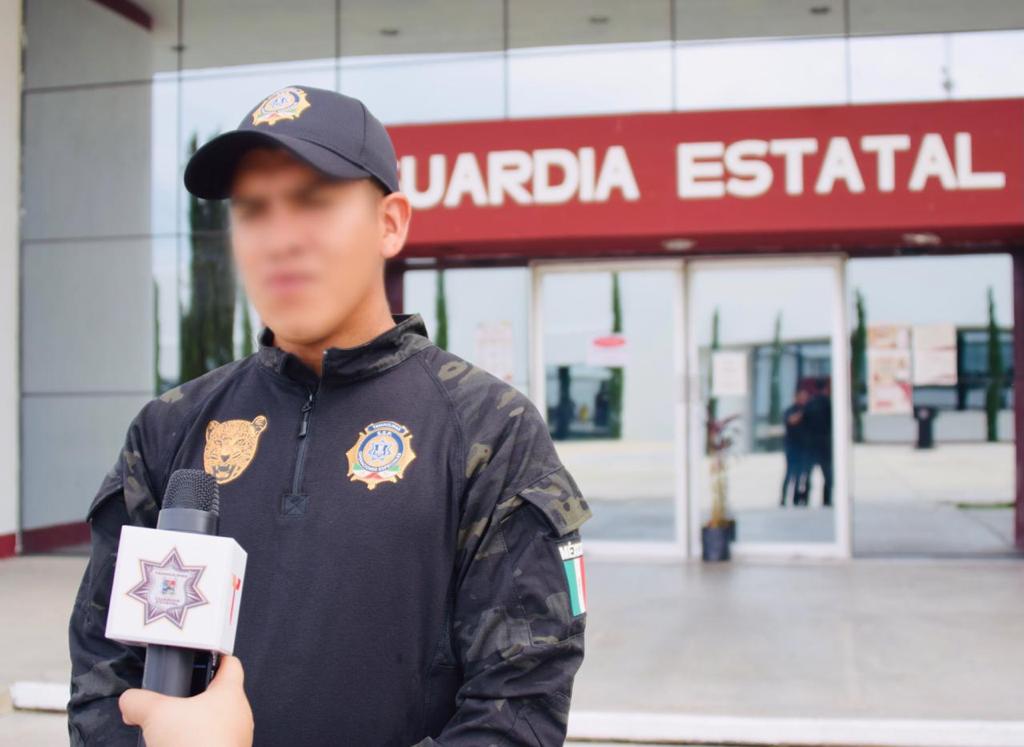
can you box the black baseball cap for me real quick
[184,85,400,200]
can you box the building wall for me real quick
[19,1,156,540]
[12,0,1024,549]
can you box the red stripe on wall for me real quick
[89,0,152,31]
[0,532,14,559]
[21,521,90,554]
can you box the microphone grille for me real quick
[163,469,220,516]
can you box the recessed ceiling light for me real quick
[662,238,697,251]
[902,232,941,247]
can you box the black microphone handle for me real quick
[137,506,219,747]
[140,644,195,696]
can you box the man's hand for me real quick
[118,655,254,747]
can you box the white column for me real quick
[0,0,21,554]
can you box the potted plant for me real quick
[703,411,739,561]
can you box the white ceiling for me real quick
[126,0,1024,71]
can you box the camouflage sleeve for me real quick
[67,410,162,746]
[417,385,593,745]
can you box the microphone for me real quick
[140,469,221,697]
[105,468,248,740]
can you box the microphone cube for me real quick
[105,526,248,654]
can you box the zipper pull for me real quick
[298,390,314,438]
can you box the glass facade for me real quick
[690,262,839,546]
[18,0,1024,553]
[537,266,683,543]
[847,254,1015,555]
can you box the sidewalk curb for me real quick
[568,711,1024,747]
[9,681,68,713]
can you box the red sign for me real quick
[387,98,1024,259]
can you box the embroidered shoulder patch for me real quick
[558,538,587,616]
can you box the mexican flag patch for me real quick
[558,539,587,616]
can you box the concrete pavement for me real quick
[3,551,1024,745]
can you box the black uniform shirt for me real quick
[783,403,803,447]
[68,312,592,746]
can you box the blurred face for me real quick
[228,147,410,344]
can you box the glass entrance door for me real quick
[531,261,686,556]
[686,258,850,558]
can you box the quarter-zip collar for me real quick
[257,312,432,388]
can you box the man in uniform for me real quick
[779,388,809,507]
[803,379,834,507]
[67,85,592,746]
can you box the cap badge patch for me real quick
[251,86,311,126]
[346,420,416,490]
[203,415,269,485]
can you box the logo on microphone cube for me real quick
[127,547,209,629]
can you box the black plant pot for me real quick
[702,525,732,562]
[725,518,736,542]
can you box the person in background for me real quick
[594,380,610,428]
[780,388,810,507]
[803,379,834,507]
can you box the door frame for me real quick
[684,255,852,560]
[528,255,852,562]
[529,258,689,561]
